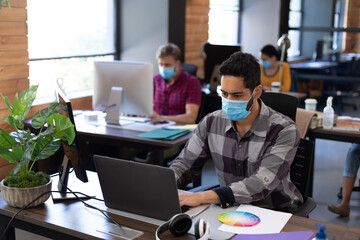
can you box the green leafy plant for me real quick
[0,0,11,13]
[0,85,75,188]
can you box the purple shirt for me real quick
[153,71,202,116]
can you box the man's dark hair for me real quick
[156,43,181,61]
[261,44,279,59]
[218,52,260,92]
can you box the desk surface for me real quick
[74,115,192,149]
[308,127,360,144]
[24,115,192,149]
[290,61,338,70]
[0,171,358,240]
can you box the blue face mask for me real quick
[262,60,271,68]
[222,91,255,121]
[159,66,176,79]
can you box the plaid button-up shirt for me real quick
[170,100,303,211]
[153,71,202,116]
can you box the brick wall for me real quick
[342,0,360,53]
[185,0,209,79]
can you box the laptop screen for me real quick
[94,155,181,220]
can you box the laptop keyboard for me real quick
[181,206,191,213]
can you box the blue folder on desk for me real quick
[136,128,189,140]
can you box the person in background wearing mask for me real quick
[170,52,302,212]
[150,43,202,124]
[260,44,291,92]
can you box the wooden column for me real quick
[0,0,29,179]
[342,0,360,53]
[185,0,209,79]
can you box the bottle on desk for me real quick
[313,224,328,240]
[322,96,334,129]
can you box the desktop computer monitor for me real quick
[92,61,153,123]
[202,42,241,92]
[54,88,88,200]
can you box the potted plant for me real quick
[0,85,75,208]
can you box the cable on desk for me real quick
[0,175,120,240]
[57,171,124,230]
[0,190,53,240]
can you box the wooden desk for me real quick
[0,171,358,240]
[290,61,338,71]
[75,115,192,167]
[24,116,192,168]
[264,90,307,99]
[295,74,360,84]
[307,127,360,144]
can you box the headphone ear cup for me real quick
[194,218,210,240]
[156,220,170,240]
[168,213,192,236]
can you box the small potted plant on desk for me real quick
[0,85,75,208]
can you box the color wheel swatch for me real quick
[218,211,261,227]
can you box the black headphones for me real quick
[155,213,210,240]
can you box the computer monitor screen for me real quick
[92,61,153,117]
[55,88,88,199]
[203,42,241,82]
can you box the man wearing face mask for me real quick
[151,43,202,124]
[170,52,302,213]
[260,44,291,92]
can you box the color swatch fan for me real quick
[218,211,261,227]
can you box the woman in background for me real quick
[260,44,291,92]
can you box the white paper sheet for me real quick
[217,204,292,234]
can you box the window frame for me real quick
[281,0,360,57]
[27,0,121,103]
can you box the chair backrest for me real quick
[180,63,198,76]
[260,92,298,121]
[196,91,207,123]
[290,138,314,198]
[195,93,222,124]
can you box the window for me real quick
[332,0,345,50]
[286,0,359,58]
[27,0,116,102]
[287,0,302,57]
[208,0,241,45]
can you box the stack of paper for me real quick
[218,204,292,234]
[163,124,198,130]
[136,128,189,140]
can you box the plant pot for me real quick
[0,179,52,208]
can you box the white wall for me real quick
[240,0,281,59]
[120,0,169,73]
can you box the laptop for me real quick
[93,155,209,221]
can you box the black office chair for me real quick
[290,138,317,217]
[195,91,207,124]
[180,63,198,77]
[260,92,298,122]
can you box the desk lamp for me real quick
[277,33,291,92]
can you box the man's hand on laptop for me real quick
[179,190,220,207]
